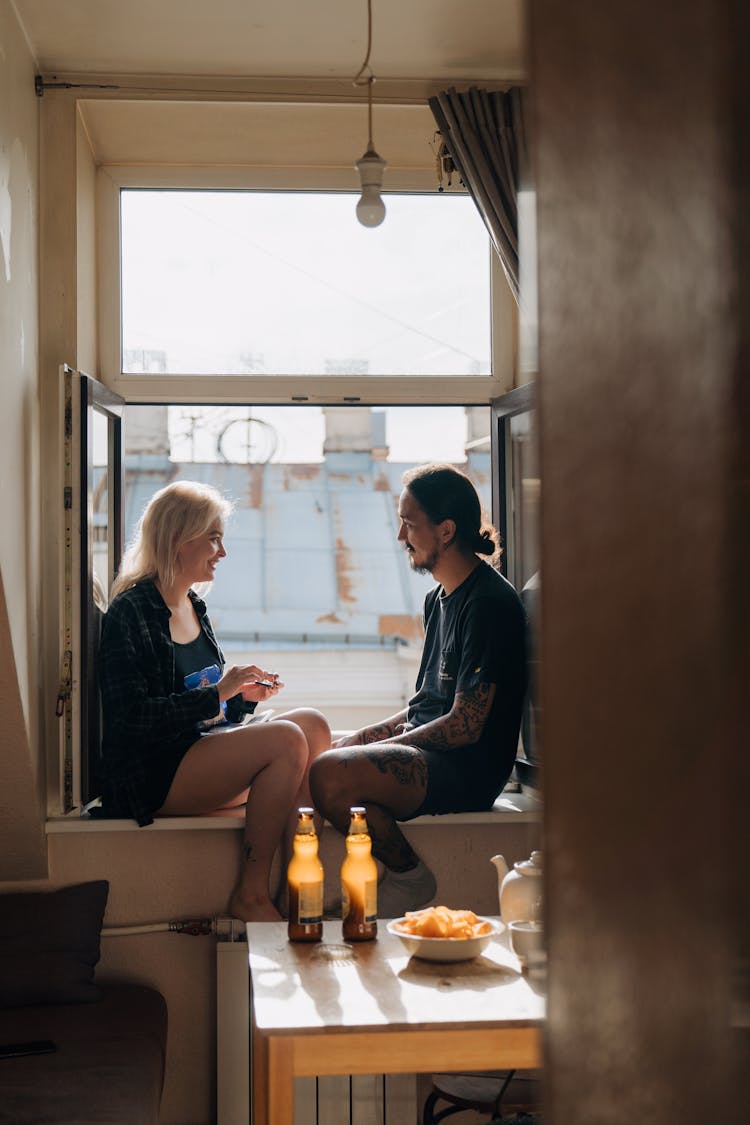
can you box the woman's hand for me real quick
[217,665,283,703]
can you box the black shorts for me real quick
[142,739,196,812]
[403,744,507,819]
[101,731,200,820]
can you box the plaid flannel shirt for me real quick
[98,579,226,826]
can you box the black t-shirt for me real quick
[406,562,527,766]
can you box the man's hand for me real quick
[331,730,365,748]
[331,710,409,748]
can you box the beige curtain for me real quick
[429,86,527,304]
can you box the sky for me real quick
[119,189,493,463]
[121,189,492,379]
[165,404,484,464]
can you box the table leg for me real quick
[266,1036,295,1124]
[251,1027,268,1125]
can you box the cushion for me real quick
[0,880,109,1008]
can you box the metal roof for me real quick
[123,450,492,648]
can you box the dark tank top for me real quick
[173,630,219,691]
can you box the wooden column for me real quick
[529,1,750,1122]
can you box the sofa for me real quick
[0,881,167,1125]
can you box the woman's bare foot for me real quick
[228,890,283,923]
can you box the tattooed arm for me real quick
[332,708,409,748]
[386,682,496,752]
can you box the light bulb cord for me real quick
[353,0,373,84]
[353,0,376,151]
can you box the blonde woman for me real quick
[99,480,330,921]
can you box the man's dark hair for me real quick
[402,463,501,559]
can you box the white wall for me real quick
[0,25,532,1119]
[0,0,46,874]
[46,815,539,1125]
[0,0,39,721]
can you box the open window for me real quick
[60,369,123,812]
[63,386,539,815]
[492,383,538,590]
[492,384,540,778]
[55,169,535,816]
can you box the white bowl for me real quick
[387,916,501,962]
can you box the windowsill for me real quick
[45,788,541,834]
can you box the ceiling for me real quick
[18,1,525,176]
[16,0,525,85]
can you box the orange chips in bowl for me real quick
[392,905,492,940]
[387,906,499,962]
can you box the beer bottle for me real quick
[341,806,378,941]
[287,807,324,942]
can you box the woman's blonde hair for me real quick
[111,480,233,599]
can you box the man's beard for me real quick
[408,547,440,575]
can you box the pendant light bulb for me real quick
[353,3,386,229]
[355,146,387,228]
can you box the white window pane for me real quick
[121,191,491,377]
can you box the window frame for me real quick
[491,382,540,777]
[54,161,527,819]
[80,376,124,807]
[96,166,517,405]
[491,382,536,588]
[62,388,539,816]
[64,395,501,817]
[59,369,124,815]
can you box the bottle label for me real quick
[364,879,377,924]
[297,881,323,925]
[342,879,377,925]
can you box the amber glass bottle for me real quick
[287,808,324,942]
[341,806,378,941]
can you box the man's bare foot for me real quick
[228,890,283,923]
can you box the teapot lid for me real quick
[514,850,543,875]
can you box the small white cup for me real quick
[508,920,545,968]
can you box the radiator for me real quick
[216,920,417,1125]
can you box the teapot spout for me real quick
[490,854,509,881]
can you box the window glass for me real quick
[91,409,111,611]
[120,404,491,731]
[509,408,540,592]
[121,191,492,378]
[491,388,540,773]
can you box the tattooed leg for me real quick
[362,745,428,787]
[362,802,421,870]
[309,743,428,870]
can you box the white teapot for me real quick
[491,850,543,925]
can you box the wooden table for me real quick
[246,919,544,1124]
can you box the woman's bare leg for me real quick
[157,720,308,921]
